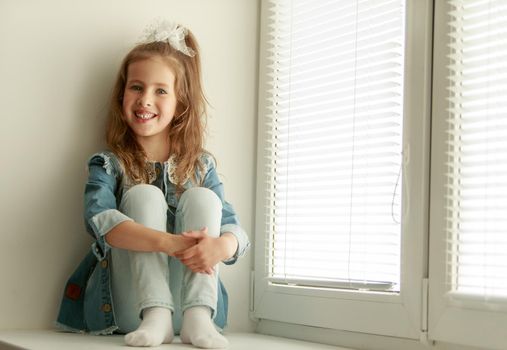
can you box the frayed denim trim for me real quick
[97,152,114,176]
[89,325,119,336]
[54,321,86,334]
[54,321,118,336]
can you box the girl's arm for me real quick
[84,152,197,260]
[105,221,196,256]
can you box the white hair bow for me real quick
[141,19,196,57]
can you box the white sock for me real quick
[125,307,174,347]
[180,306,229,349]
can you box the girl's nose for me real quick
[137,94,152,107]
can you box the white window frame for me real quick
[253,0,433,339]
[428,1,507,349]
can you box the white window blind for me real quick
[446,0,507,300]
[265,0,405,291]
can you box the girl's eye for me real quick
[129,85,142,91]
[157,88,168,95]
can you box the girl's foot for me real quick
[125,307,174,347]
[180,306,229,349]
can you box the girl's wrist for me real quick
[160,233,176,256]
[218,233,238,261]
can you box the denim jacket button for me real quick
[100,260,108,269]
[102,303,112,313]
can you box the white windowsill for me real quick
[0,330,351,350]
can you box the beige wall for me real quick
[0,0,258,332]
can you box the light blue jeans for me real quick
[110,184,222,334]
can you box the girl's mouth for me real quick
[135,112,157,121]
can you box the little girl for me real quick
[56,21,250,348]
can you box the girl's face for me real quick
[122,56,178,144]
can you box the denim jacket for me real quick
[56,151,250,335]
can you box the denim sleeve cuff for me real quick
[90,209,132,237]
[220,223,250,265]
[89,209,133,260]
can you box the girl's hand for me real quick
[174,227,233,274]
[164,233,196,256]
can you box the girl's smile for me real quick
[134,109,157,122]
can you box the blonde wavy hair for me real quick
[106,29,209,192]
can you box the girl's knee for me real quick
[123,184,165,205]
[179,187,222,215]
[120,185,168,227]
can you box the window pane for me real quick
[447,0,507,299]
[266,0,405,291]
